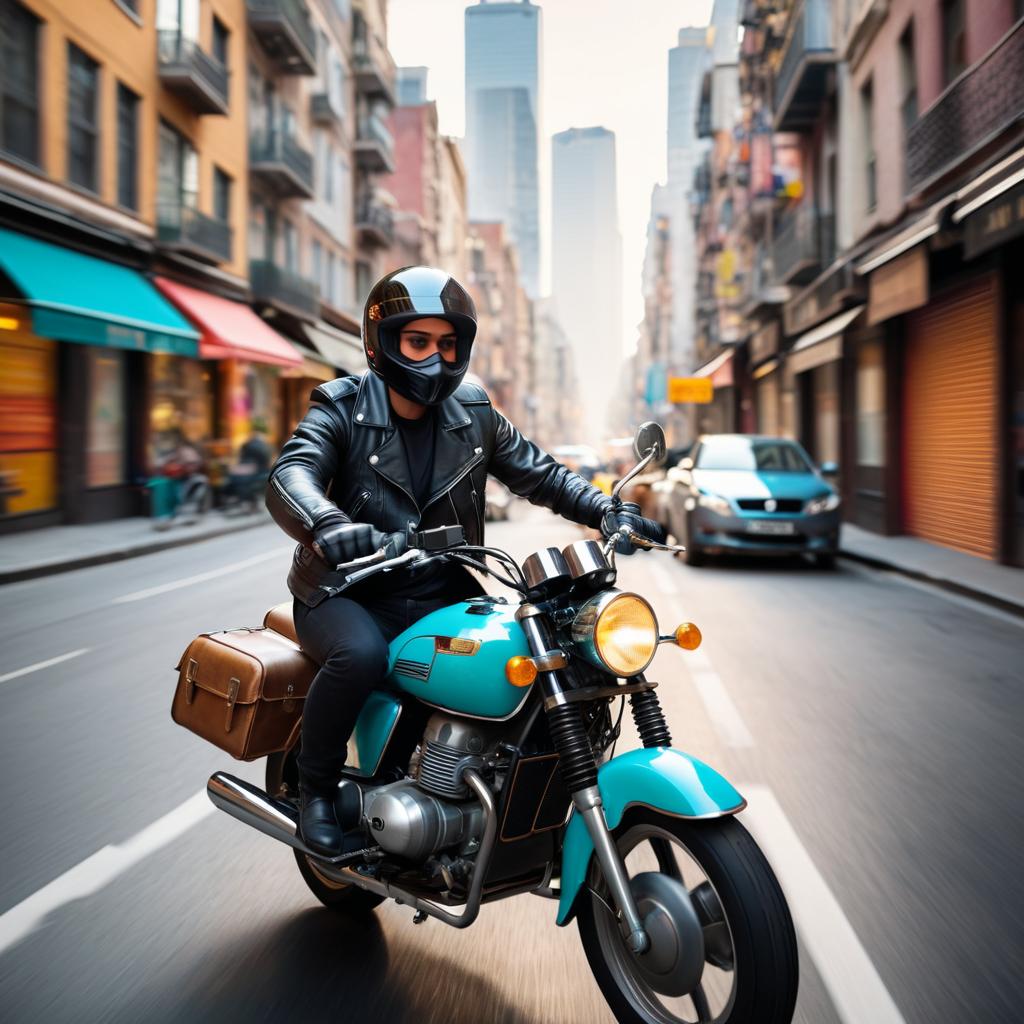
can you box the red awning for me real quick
[154,277,302,367]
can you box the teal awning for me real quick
[0,227,199,355]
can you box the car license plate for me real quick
[746,519,795,536]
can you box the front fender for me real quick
[556,747,745,926]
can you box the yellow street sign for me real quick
[668,377,714,404]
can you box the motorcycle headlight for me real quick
[804,493,840,515]
[698,492,732,516]
[571,591,659,677]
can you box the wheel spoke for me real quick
[650,836,683,880]
[691,983,712,1023]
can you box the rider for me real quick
[266,266,664,856]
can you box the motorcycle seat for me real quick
[263,602,300,646]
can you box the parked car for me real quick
[660,434,841,567]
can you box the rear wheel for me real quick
[266,747,383,915]
[577,811,797,1024]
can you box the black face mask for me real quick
[386,349,468,406]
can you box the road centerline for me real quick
[0,648,91,686]
[738,784,908,1024]
[111,547,292,604]
[0,789,214,957]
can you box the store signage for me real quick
[668,377,714,404]
[963,180,1024,259]
[867,245,928,325]
[784,262,864,336]
[750,320,779,364]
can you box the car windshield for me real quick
[695,437,812,472]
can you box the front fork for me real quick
[517,605,674,955]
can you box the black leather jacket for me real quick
[267,372,613,606]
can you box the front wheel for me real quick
[577,811,797,1024]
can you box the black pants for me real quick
[292,577,476,794]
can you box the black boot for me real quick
[299,786,342,857]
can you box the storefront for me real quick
[788,307,863,472]
[0,228,199,530]
[748,320,781,436]
[691,350,737,435]
[154,277,303,457]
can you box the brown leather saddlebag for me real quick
[171,626,317,761]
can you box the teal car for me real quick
[663,434,841,567]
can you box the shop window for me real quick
[856,340,886,467]
[1,0,41,167]
[0,327,57,517]
[67,43,100,193]
[117,83,139,211]
[86,350,126,488]
[148,354,215,470]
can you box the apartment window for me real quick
[324,139,335,203]
[1,0,41,166]
[283,220,298,272]
[942,0,967,87]
[67,44,100,192]
[899,24,917,130]
[115,0,139,15]
[861,80,876,214]
[213,167,232,223]
[332,0,351,20]
[326,251,337,304]
[116,83,139,210]
[312,240,323,289]
[158,120,198,211]
[157,0,198,38]
[212,16,230,68]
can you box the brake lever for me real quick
[340,547,425,586]
[627,531,686,554]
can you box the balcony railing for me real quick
[354,114,395,173]
[157,32,229,115]
[774,0,836,131]
[772,207,836,284]
[355,197,394,249]
[353,12,396,103]
[310,92,343,127]
[249,130,314,199]
[246,0,316,75]
[156,204,233,264]
[906,19,1024,194]
[249,260,319,319]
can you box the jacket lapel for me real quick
[422,393,482,511]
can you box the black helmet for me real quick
[362,266,477,406]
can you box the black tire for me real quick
[684,544,705,567]
[265,748,383,915]
[815,553,837,570]
[577,811,798,1024]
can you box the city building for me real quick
[550,126,622,441]
[464,0,541,298]
[396,65,428,106]
[0,0,397,534]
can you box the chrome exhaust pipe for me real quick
[207,772,303,849]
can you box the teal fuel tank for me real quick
[386,600,532,719]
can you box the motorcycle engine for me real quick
[361,714,503,861]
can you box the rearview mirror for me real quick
[633,421,667,466]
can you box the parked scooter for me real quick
[188,423,798,1023]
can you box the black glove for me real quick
[312,521,407,567]
[600,502,667,556]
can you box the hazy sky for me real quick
[387,0,714,355]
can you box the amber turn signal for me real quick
[674,623,702,650]
[505,655,538,688]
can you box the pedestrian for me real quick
[267,265,664,855]
[223,420,273,512]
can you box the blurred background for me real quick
[0,1,1022,1023]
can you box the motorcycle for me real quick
[204,422,798,1024]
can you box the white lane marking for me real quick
[111,547,291,604]
[0,648,91,686]
[738,784,908,1024]
[0,789,214,956]
[681,645,755,748]
[649,558,680,596]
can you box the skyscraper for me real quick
[551,126,622,440]
[464,1,541,298]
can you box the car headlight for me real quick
[698,492,732,515]
[804,493,840,515]
[571,591,659,677]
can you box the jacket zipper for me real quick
[422,452,486,513]
[270,474,314,529]
[349,490,371,518]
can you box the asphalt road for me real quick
[1,508,1021,1023]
